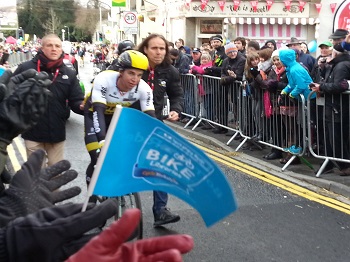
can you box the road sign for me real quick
[124,12,137,27]
[122,11,138,35]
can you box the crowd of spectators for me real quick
[171,30,350,176]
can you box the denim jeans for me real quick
[152,190,168,216]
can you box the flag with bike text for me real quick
[88,107,237,227]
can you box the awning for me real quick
[224,17,320,25]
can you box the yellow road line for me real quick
[195,143,350,215]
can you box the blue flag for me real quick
[86,106,237,227]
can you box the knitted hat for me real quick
[211,35,223,43]
[333,43,345,53]
[271,50,279,58]
[225,43,238,54]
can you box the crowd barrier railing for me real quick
[180,74,199,128]
[306,90,350,177]
[179,74,320,173]
[7,52,33,67]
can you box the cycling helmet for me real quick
[117,40,135,54]
[117,50,148,71]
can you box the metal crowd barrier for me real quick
[180,73,350,176]
[7,52,33,67]
[307,90,350,177]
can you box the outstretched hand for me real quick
[0,149,81,227]
[67,209,194,262]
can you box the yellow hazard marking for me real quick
[195,143,350,215]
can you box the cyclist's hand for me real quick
[67,209,194,262]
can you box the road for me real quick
[8,60,350,262]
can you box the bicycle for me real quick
[96,192,143,240]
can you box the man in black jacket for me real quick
[138,33,183,226]
[205,34,227,77]
[13,34,84,166]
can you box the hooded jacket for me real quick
[279,49,315,100]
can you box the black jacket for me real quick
[220,52,246,85]
[142,63,184,120]
[14,56,84,143]
[205,46,227,77]
[320,53,350,122]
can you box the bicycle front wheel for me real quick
[115,193,143,240]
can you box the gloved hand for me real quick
[278,93,288,106]
[0,199,118,262]
[0,149,81,227]
[266,79,279,92]
[250,67,260,78]
[288,95,298,105]
[67,208,194,262]
[339,79,350,91]
[0,69,52,145]
[204,67,213,75]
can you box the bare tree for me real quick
[42,7,62,34]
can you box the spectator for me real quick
[310,41,333,83]
[212,43,246,134]
[178,45,193,63]
[264,39,277,51]
[279,49,316,161]
[191,47,202,66]
[329,29,349,46]
[286,37,316,73]
[13,33,84,167]
[175,38,184,49]
[205,34,226,77]
[234,37,247,57]
[249,47,273,142]
[263,50,288,160]
[300,42,310,54]
[246,40,260,55]
[169,48,191,74]
[138,33,183,226]
[310,43,350,176]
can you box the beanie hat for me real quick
[333,43,345,53]
[225,43,238,54]
[271,50,279,58]
[211,35,223,43]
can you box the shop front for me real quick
[167,0,320,48]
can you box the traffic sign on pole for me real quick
[122,11,138,35]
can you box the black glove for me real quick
[278,93,288,106]
[0,69,52,145]
[204,67,213,75]
[288,96,298,105]
[0,149,81,227]
[266,79,279,92]
[0,199,118,262]
[250,67,260,78]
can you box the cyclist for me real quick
[84,50,155,202]
[107,39,136,71]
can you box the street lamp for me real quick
[64,26,70,42]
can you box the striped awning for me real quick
[224,17,319,25]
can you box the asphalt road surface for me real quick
[62,61,350,262]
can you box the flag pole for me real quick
[82,105,123,211]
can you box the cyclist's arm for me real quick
[92,103,107,142]
[90,74,108,142]
[139,80,156,118]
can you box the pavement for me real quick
[166,120,350,204]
